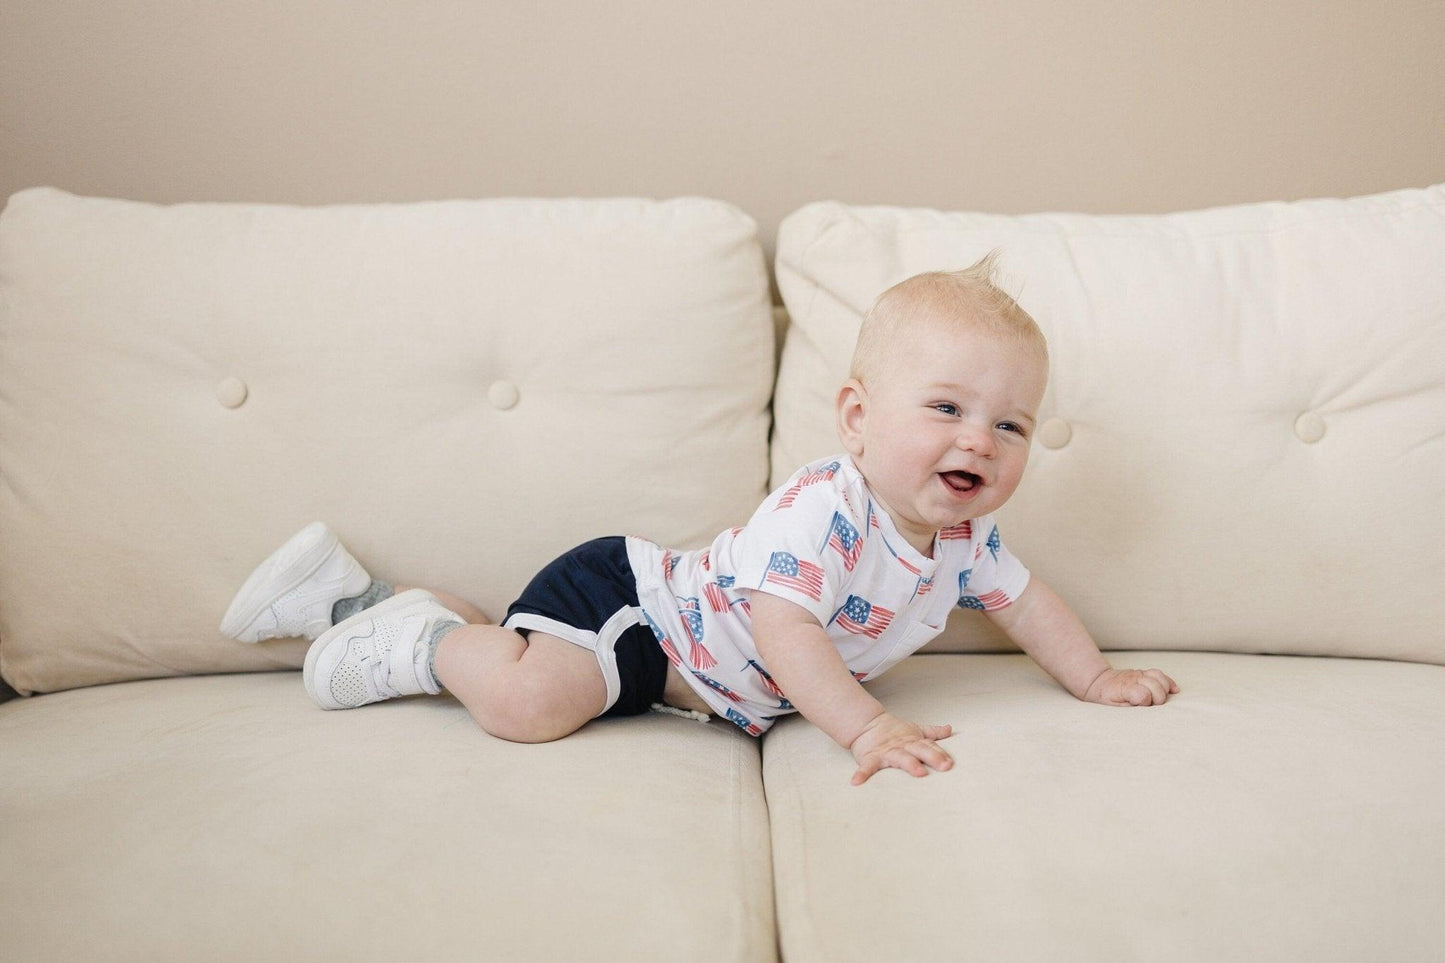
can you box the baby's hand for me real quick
[1084,667,1179,707]
[848,712,954,786]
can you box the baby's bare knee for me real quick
[474,678,577,744]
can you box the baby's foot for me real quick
[220,522,372,642]
[303,589,460,709]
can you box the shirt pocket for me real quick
[859,616,945,681]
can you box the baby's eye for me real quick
[932,404,959,416]
[997,421,1025,435]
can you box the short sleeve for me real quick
[730,475,866,625]
[955,519,1031,612]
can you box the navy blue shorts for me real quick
[502,536,668,718]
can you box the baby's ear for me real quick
[835,379,868,456]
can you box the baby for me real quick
[221,252,1178,785]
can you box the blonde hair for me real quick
[849,250,1048,386]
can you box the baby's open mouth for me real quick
[941,470,981,493]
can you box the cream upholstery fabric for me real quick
[765,652,1445,963]
[0,188,774,694]
[772,187,1445,664]
[0,673,777,961]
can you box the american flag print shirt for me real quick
[625,454,1030,736]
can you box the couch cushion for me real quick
[0,188,774,693]
[772,187,1445,664]
[0,672,776,960]
[762,652,1445,962]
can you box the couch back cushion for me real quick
[772,186,1445,664]
[0,188,774,694]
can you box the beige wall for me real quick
[3,0,1442,278]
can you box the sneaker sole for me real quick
[220,522,345,641]
[302,588,439,709]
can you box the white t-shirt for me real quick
[626,454,1031,736]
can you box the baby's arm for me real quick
[986,578,1178,705]
[746,590,954,785]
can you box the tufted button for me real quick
[216,376,248,408]
[487,380,519,411]
[1294,411,1326,444]
[1037,417,1072,449]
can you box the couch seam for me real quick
[770,726,821,961]
[759,732,783,963]
[732,726,747,958]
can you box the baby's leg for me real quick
[431,625,606,743]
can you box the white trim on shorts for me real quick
[501,606,646,716]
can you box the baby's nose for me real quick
[957,424,996,456]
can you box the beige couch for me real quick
[2,185,1442,962]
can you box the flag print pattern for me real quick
[892,550,921,577]
[659,635,685,663]
[959,588,1012,611]
[694,671,745,702]
[824,512,863,571]
[775,461,841,509]
[632,455,1029,738]
[643,610,685,668]
[677,597,717,669]
[746,659,791,707]
[763,552,824,601]
[958,568,1013,611]
[726,708,764,736]
[704,581,730,613]
[974,588,1012,610]
[832,595,894,639]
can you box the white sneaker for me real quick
[303,589,460,710]
[220,522,372,643]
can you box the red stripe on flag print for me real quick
[764,553,825,601]
[659,636,683,667]
[704,581,730,613]
[690,640,718,670]
[835,596,894,639]
[775,483,804,510]
[774,464,838,510]
[824,512,863,572]
[976,589,1013,610]
[939,521,972,540]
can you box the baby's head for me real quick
[837,252,1049,555]
[849,251,1048,389]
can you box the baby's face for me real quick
[839,323,1047,555]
